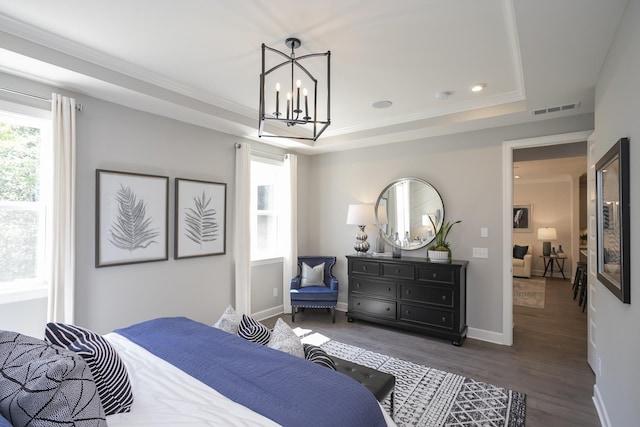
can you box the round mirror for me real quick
[375,178,444,250]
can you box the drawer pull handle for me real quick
[441,316,446,322]
[406,290,411,295]
[387,287,392,292]
[442,295,446,300]
[357,302,361,306]
[362,266,368,271]
[356,283,360,288]
[396,269,401,273]
[432,273,437,278]
[386,307,390,311]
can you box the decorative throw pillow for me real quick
[267,318,304,358]
[237,314,272,345]
[213,305,242,334]
[303,344,336,370]
[301,262,325,287]
[45,323,134,416]
[513,245,529,259]
[0,331,107,427]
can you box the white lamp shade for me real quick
[346,204,376,225]
[537,227,557,240]
[376,205,388,225]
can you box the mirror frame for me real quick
[375,177,444,251]
[596,137,630,303]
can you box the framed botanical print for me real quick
[96,169,169,267]
[175,178,227,259]
[596,137,630,303]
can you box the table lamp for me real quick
[346,204,376,255]
[538,227,557,256]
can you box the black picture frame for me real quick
[174,178,227,259]
[596,137,630,303]
[96,169,169,268]
[513,205,531,232]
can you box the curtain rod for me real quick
[235,142,288,159]
[0,86,83,111]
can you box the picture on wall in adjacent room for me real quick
[96,169,169,267]
[175,178,226,259]
[513,204,531,232]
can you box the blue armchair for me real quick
[290,256,339,323]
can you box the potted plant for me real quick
[427,216,461,262]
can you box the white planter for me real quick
[428,250,449,262]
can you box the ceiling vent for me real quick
[532,102,581,116]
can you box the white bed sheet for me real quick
[104,332,396,427]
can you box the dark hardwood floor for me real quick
[264,276,599,427]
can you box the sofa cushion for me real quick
[0,331,107,427]
[237,314,272,345]
[513,245,529,259]
[213,304,242,334]
[512,258,525,267]
[267,318,304,358]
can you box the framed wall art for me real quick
[513,204,531,232]
[96,169,169,267]
[175,178,226,259]
[596,137,630,303]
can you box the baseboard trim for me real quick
[467,327,506,345]
[336,302,348,313]
[593,384,611,427]
[252,305,283,322]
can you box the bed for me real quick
[0,316,395,427]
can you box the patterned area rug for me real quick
[513,277,546,309]
[321,339,526,427]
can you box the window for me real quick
[251,156,285,261]
[0,109,50,301]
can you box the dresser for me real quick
[346,255,468,346]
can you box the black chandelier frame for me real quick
[259,37,331,142]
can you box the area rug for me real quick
[513,277,546,309]
[320,339,526,427]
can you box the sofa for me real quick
[513,245,532,278]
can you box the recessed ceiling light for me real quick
[435,91,452,100]
[372,100,393,109]
[471,83,486,92]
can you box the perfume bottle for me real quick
[392,232,401,258]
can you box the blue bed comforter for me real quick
[116,317,386,427]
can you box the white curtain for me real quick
[234,143,252,315]
[47,94,76,323]
[282,154,298,314]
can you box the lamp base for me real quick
[354,225,370,255]
[542,241,551,256]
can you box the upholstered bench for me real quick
[333,357,395,417]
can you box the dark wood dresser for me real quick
[346,255,468,346]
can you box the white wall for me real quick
[591,0,640,425]
[306,114,593,336]
[514,178,574,276]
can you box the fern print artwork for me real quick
[109,184,159,251]
[175,178,226,259]
[184,191,219,247]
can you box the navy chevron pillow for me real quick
[303,344,336,370]
[45,323,133,415]
[237,314,272,345]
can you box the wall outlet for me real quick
[481,227,489,238]
[472,248,489,258]
[273,287,278,297]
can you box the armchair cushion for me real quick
[301,262,326,287]
[513,245,529,259]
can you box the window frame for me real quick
[250,155,285,262]
[0,102,51,304]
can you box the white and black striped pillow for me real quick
[45,323,133,415]
[304,344,336,370]
[237,314,272,345]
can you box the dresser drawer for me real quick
[350,259,381,276]
[381,263,414,280]
[399,304,453,329]
[417,266,455,284]
[351,296,396,319]
[400,284,453,308]
[351,278,397,299]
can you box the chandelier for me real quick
[259,38,331,141]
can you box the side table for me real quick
[540,255,567,279]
